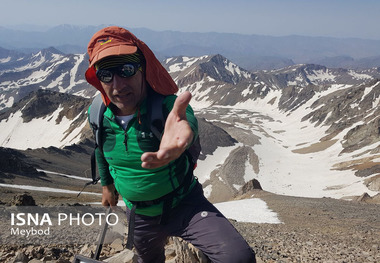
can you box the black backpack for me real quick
[80,92,201,192]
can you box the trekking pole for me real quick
[72,206,111,263]
[94,206,111,260]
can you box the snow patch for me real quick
[214,198,282,224]
[348,70,373,80]
[0,106,84,150]
[308,69,336,83]
[0,56,11,63]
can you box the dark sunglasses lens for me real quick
[120,64,137,77]
[96,63,139,83]
[96,69,113,83]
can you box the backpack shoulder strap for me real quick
[87,93,107,188]
[148,92,166,139]
[89,93,106,152]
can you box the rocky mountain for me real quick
[0,89,91,149]
[0,48,379,203]
[167,55,379,200]
[3,25,380,70]
[0,47,94,111]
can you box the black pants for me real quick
[126,182,256,263]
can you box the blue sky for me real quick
[1,0,380,39]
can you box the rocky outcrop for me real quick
[355,192,373,202]
[165,237,209,263]
[203,146,261,203]
[11,193,36,206]
[12,89,89,124]
[0,147,42,177]
[301,79,380,156]
[93,237,209,263]
[197,117,237,160]
[365,174,380,192]
[238,179,263,195]
[341,117,380,154]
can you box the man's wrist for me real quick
[103,184,115,191]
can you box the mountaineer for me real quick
[85,26,256,263]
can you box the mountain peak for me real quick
[202,54,253,84]
[166,54,253,88]
[39,46,64,55]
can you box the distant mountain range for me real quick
[2,24,380,70]
[0,47,379,202]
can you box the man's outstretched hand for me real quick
[141,91,194,169]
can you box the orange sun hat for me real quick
[85,26,178,105]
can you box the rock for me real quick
[167,237,210,263]
[355,192,372,202]
[164,247,176,261]
[12,252,28,263]
[104,249,137,263]
[41,255,53,261]
[104,224,126,244]
[371,193,380,203]
[365,174,380,192]
[77,244,95,258]
[240,179,263,194]
[110,238,124,253]
[11,193,36,206]
[30,246,44,259]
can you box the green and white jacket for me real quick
[90,95,198,216]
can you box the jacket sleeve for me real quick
[95,147,114,186]
[87,106,114,186]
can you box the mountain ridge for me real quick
[0,49,379,202]
[2,24,380,70]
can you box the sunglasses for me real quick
[96,63,141,83]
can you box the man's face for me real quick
[100,69,147,116]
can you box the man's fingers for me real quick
[141,152,156,162]
[141,149,174,169]
[140,91,193,170]
[172,91,192,119]
[156,149,171,160]
[141,150,170,163]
